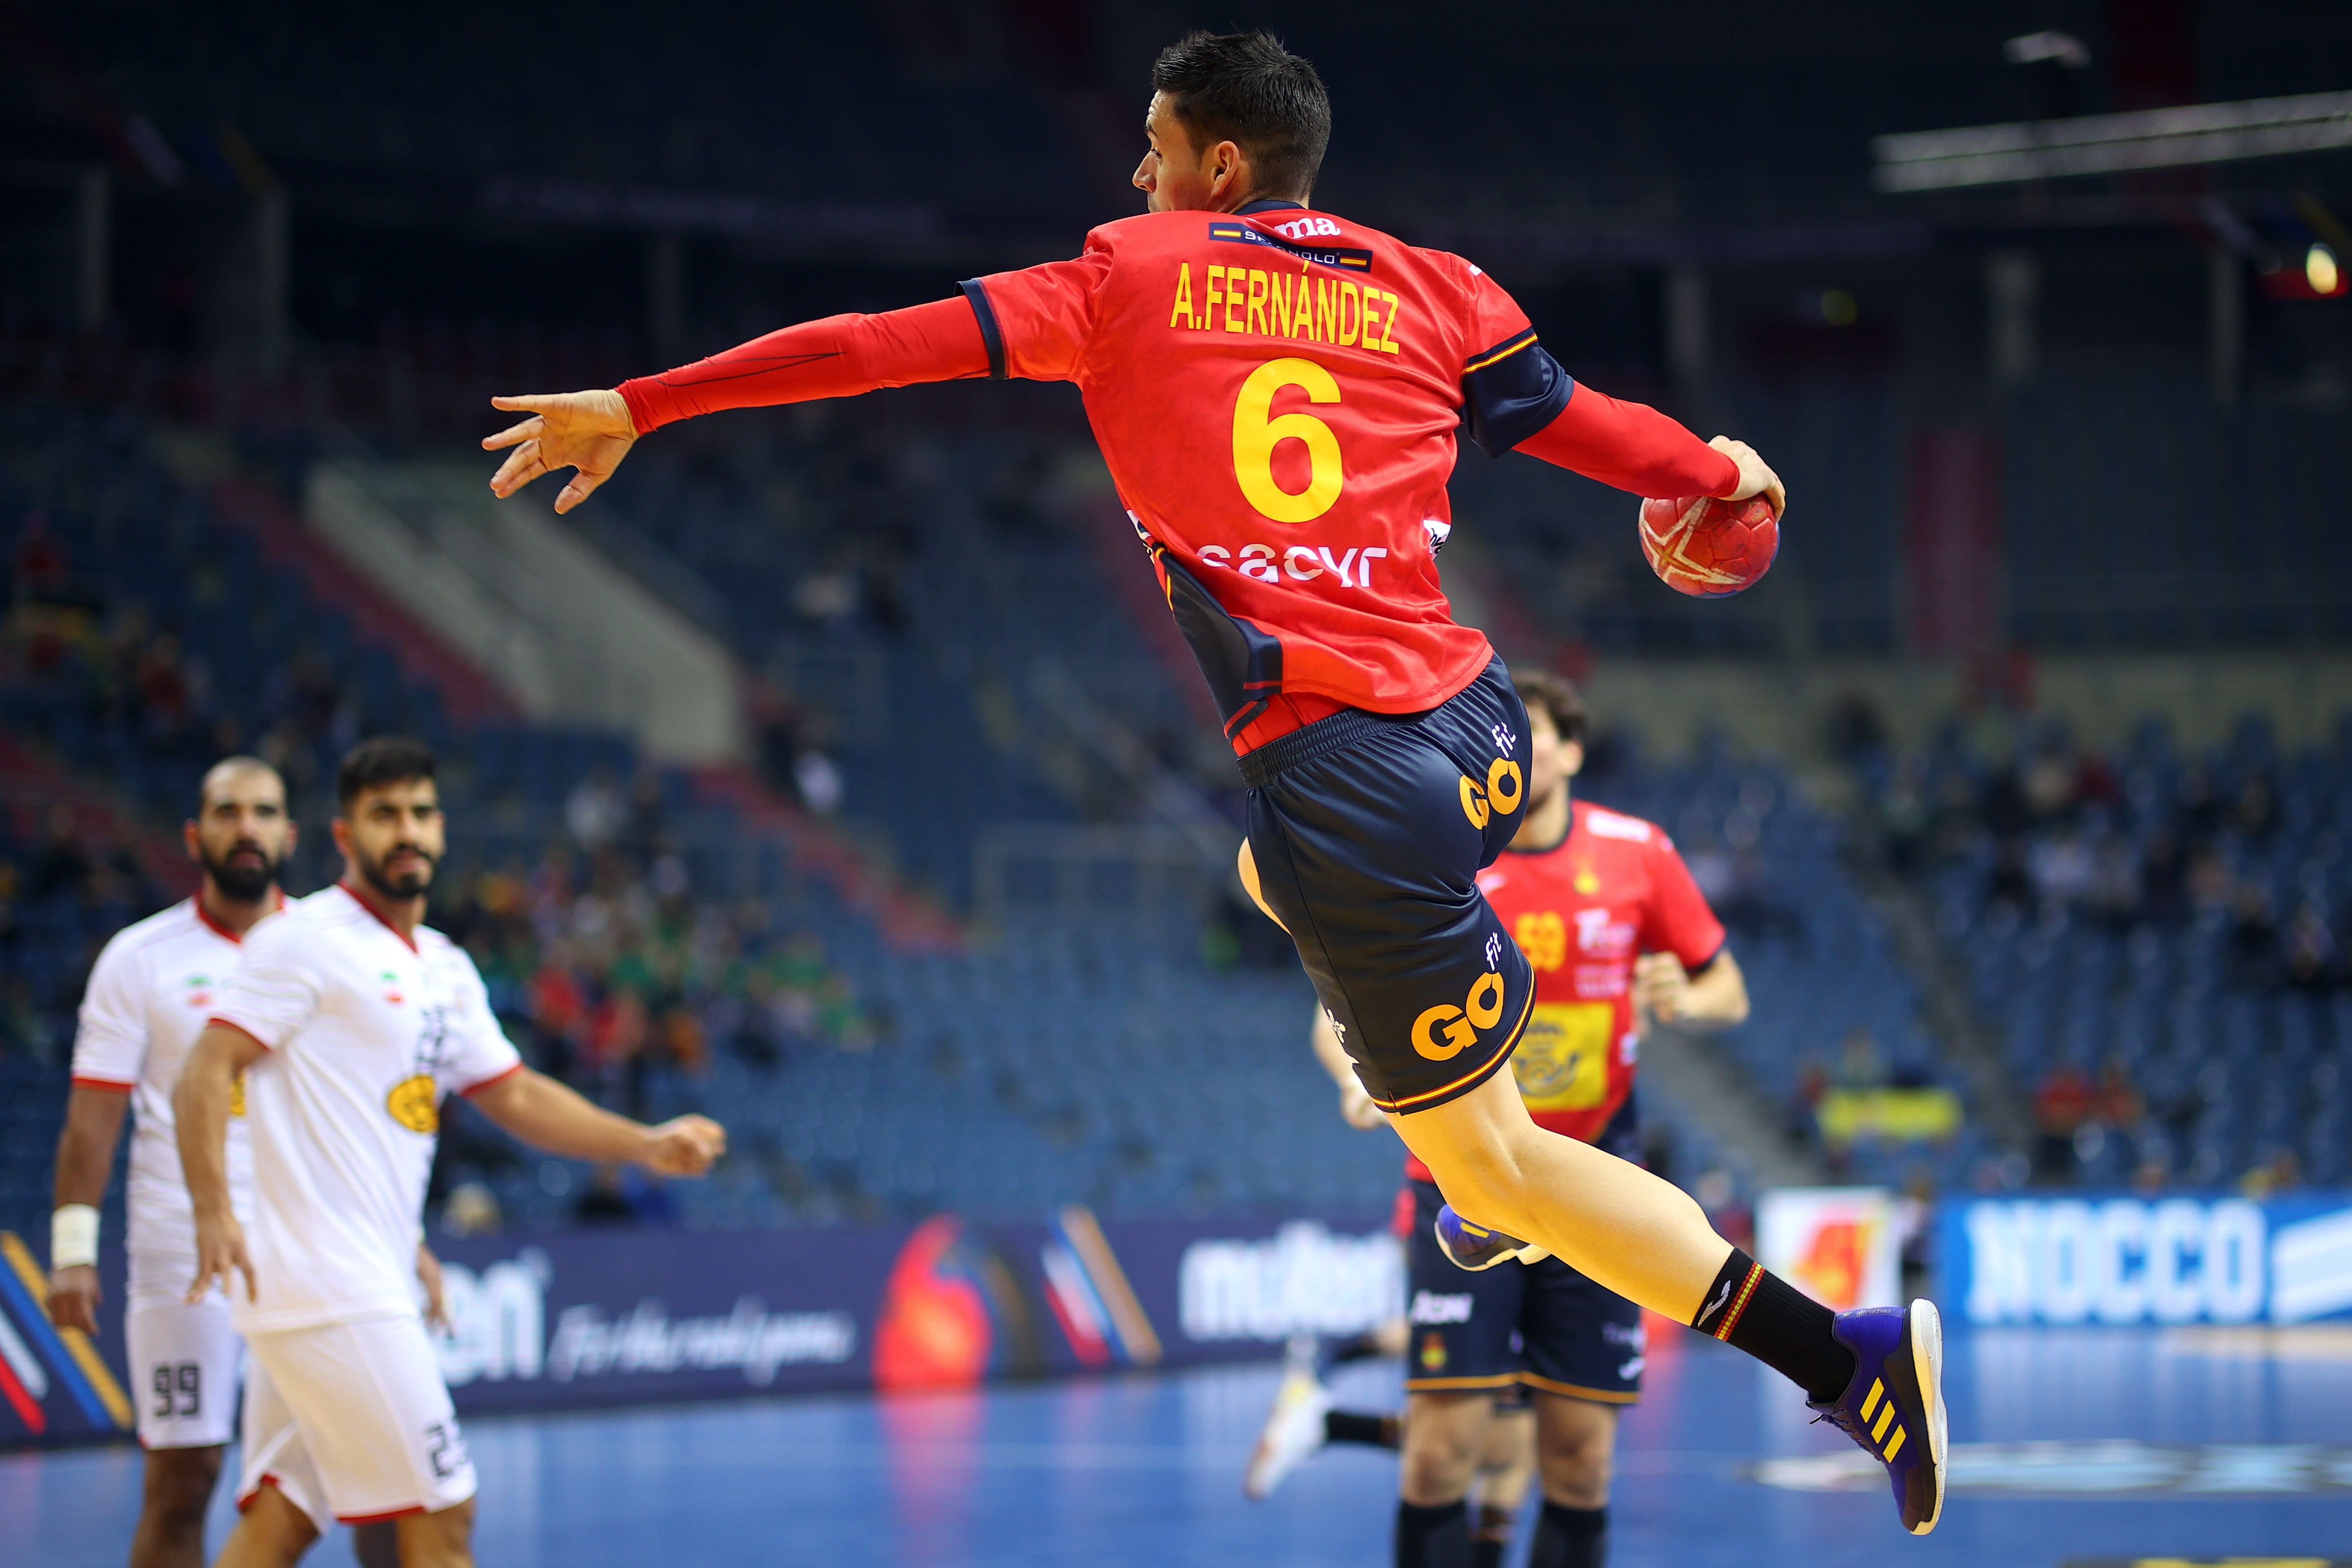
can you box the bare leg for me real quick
[1393,1071,1733,1321]
[214,1482,319,1568]
[130,1445,224,1568]
[392,1497,476,1568]
[1532,1396,1616,1510]
[1398,1391,1490,1507]
[1473,1403,1538,1515]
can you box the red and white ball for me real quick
[1637,493,1779,598]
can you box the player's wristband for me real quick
[51,1204,99,1272]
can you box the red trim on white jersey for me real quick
[457,1062,524,1098]
[191,889,287,945]
[70,1074,135,1093]
[335,882,419,952]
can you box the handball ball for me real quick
[1637,494,1779,598]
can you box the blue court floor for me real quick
[7,1324,2351,1566]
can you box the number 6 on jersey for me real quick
[1233,357,1343,523]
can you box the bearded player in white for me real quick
[51,759,298,1568]
[176,737,726,1568]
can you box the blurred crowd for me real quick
[1868,720,2343,992]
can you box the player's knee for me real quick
[143,1445,224,1521]
[1397,1395,1483,1504]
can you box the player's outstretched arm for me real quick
[484,297,992,511]
[174,1024,268,1305]
[482,390,639,515]
[46,1085,129,1332]
[465,1066,726,1175]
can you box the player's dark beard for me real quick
[199,839,287,904]
[356,841,435,900]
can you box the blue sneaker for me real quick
[1810,1300,1947,1535]
[1432,1203,1549,1271]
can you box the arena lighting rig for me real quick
[1873,89,2352,191]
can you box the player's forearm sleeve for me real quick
[1515,384,1742,499]
[618,297,991,434]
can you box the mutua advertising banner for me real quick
[426,1207,1400,1417]
[1940,1194,2352,1326]
[0,1209,1400,1447]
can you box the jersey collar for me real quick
[1234,198,1306,214]
[338,881,419,952]
[191,888,286,944]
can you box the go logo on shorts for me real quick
[1457,758,1523,830]
[1412,970,1508,1061]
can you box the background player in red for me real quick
[480,31,1942,1534]
[1250,670,1750,1566]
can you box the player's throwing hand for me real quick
[482,390,639,513]
[640,1114,727,1177]
[1708,436,1786,520]
[187,1209,257,1306]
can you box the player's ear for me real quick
[1560,739,1586,780]
[183,820,201,863]
[1210,138,1244,197]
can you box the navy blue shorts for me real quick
[1242,659,1535,1114]
[1242,663,1533,1114]
[1400,1181,1645,1403]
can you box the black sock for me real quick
[1468,1502,1515,1568]
[1326,1409,1402,1449]
[1526,1501,1608,1568]
[1690,1248,1855,1402]
[1394,1499,1470,1568]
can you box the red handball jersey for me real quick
[964,203,1622,746]
[1401,800,1725,1182]
[617,199,1739,754]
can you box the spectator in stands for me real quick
[2229,885,2282,990]
[2139,829,2190,924]
[1834,1027,1888,1091]
[2233,772,2281,843]
[1786,1055,1829,1149]
[566,765,626,849]
[2284,899,2342,991]
[27,805,92,903]
[2032,1062,2096,1179]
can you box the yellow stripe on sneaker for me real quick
[1861,1379,1883,1421]
[1882,1425,1907,1461]
[1871,1402,1896,1443]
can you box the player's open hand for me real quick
[639,1114,727,1177]
[482,390,638,514]
[188,1211,256,1306]
[46,1264,100,1335]
[1709,436,1786,520]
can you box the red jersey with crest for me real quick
[964,203,1558,746]
[1401,799,1725,1182]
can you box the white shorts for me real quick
[236,1314,477,1527]
[125,1293,245,1450]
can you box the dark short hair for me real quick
[337,735,437,810]
[1151,31,1330,201]
[198,755,283,811]
[1511,668,1587,747]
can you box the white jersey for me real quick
[210,884,521,1334]
[70,898,261,1283]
